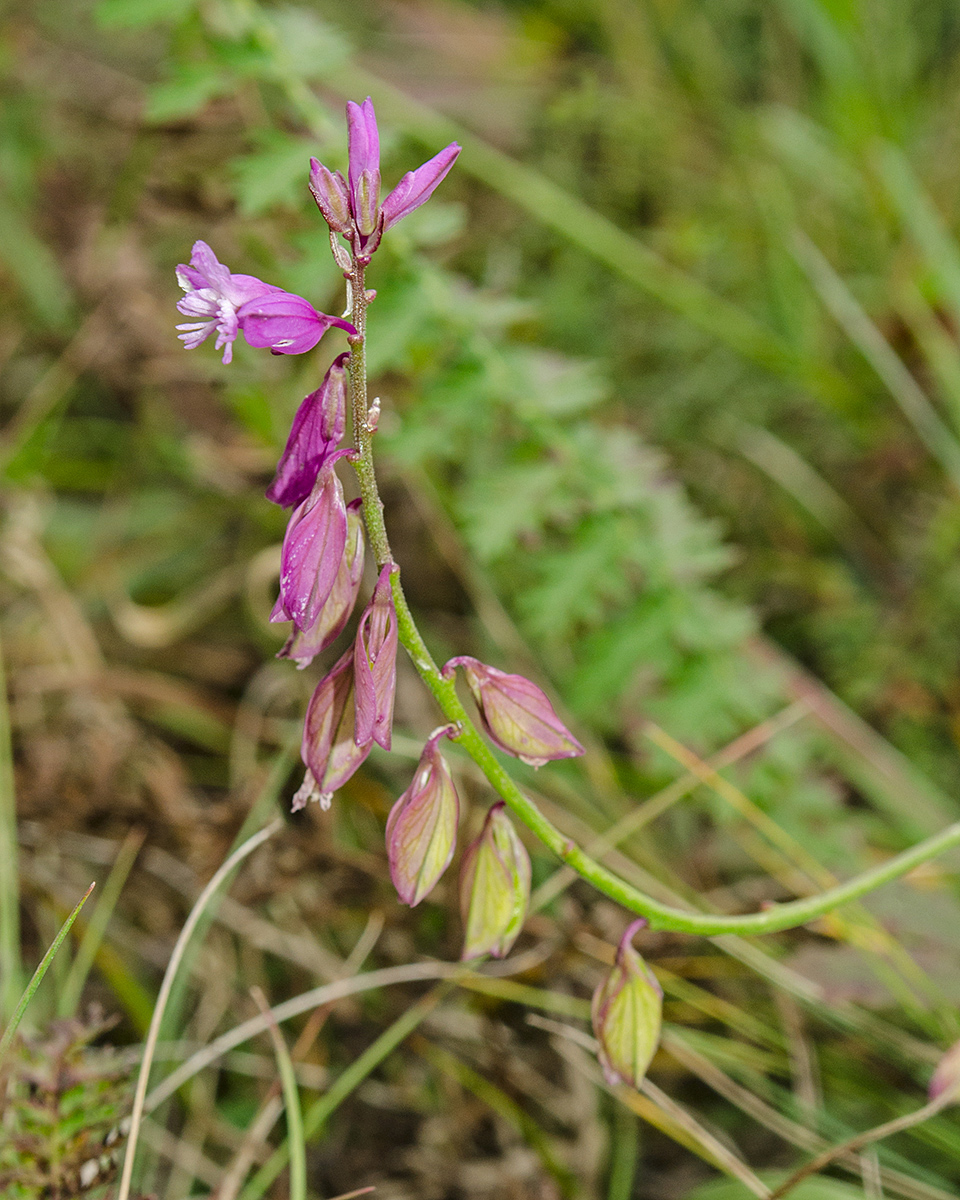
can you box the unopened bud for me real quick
[459,801,531,961]
[386,725,460,906]
[591,919,662,1089]
[442,656,585,767]
[266,353,350,509]
[354,563,398,750]
[297,648,371,810]
[309,158,353,236]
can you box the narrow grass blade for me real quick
[251,986,307,1200]
[0,881,95,1065]
[0,634,21,1021]
[58,827,145,1018]
[115,819,280,1200]
[238,986,447,1200]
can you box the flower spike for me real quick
[386,725,460,907]
[267,353,350,509]
[591,919,663,1089]
[459,802,531,961]
[354,563,399,750]
[442,656,584,767]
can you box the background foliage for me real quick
[5,0,960,1196]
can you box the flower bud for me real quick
[346,98,381,237]
[386,726,460,907]
[930,1040,960,1103]
[442,656,585,767]
[308,157,353,236]
[591,919,663,1089]
[354,563,398,751]
[295,648,372,810]
[279,499,365,669]
[459,801,531,961]
[266,353,350,509]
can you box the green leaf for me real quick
[96,0,195,28]
[146,64,232,122]
[231,135,315,215]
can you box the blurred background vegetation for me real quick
[6,0,960,1196]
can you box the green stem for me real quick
[345,253,960,939]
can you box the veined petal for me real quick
[266,353,350,508]
[381,143,461,229]
[354,563,398,750]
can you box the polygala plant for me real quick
[177,95,960,1090]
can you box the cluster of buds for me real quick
[175,97,607,966]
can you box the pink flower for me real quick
[442,657,585,767]
[278,499,365,669]
[175,241,355,363]
[310,97,460,261]
[267,353,350,508]
[386,726,460,907]
[271,453,350,633]
[295,648,372,811]
[353,563,399,750]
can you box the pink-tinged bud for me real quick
[308,157,353,236]
[354,564,399,750]
[929,1040,960,1103]
[279,499,365,669]
[459,802,531,961]
[266,353,350,509]
[346,97,381,238]
[591,919,663,1090]
[381,143,461,229]
[272,454,350,633]
[295,648,372,810]
[386,725,460,906]
[239,291,356,356]
[442,657,585,767]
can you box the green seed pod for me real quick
[591,919,663,1089]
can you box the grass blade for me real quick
[251,986,307,1200]
[0,634,21,1022]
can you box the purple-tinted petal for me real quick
[443,656,584,766]
[176,243,282,364]
[381,143,461,229]
[239,292,333,356]
[266,353,350,508]
[346,97,381,236]
[354,562,398,750]
[386,725,460,906]
[274,454,350,632]
[459,802,530,961]
[278,499,365,668]
[297,648,372,810]
[309,158,353,235]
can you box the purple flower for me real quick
[354,563,399,750]
[176,240,355,363]
[309,97,460,260]
[239,291,355,356]
[591,920,663,1089]
[442,657,585,767]
[271,453,350,633]
[176,240,281,364]
[267,353,350,508]
[295,648,371,811]
[279,499,366,669]
[386,725,460,907]
[459,801,531,961]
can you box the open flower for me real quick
[386,726,460,907]
[267,353,350,508]
[310,97,460,260]
[176,241,354,363]
[442,656,585,767]
[591,919,663,1089]
[459,802,531,961]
